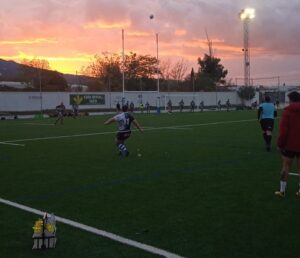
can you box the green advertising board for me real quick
[70,94,105,105]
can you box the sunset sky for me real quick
[0,0,300,85]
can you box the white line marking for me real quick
[0,141,25,147]
[165,127,193,130]
[3,131,115,143]
[157,119,256,130]
[289,173,299,176]
[0,197,184,258]
[2,119,255,144]
[24,123,54,126]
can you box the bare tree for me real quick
[159,59,172,81]
[21,58,50,70]
[170,59,188,82]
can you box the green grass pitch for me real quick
[1,110,300,258]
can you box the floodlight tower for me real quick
[239,8,255,87]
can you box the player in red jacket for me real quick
[275,91,300,197]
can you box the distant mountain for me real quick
[0,59,92,84]
[0,59,24,77]
[62,73,94,85]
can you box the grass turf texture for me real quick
[1,110,300,258]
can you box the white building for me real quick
[0,81,32,89]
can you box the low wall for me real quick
[0,91,258,112]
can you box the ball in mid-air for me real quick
[137,153,142,157]
[149,14,154,19]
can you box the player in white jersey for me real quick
[104,105,143,157]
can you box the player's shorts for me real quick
[116,131,131,141]
[57,111,63,117]
[260,118,274,131]
[280,149,300,158]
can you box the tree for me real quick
[123,52,158,79]
[41,70,68,91]
[237,86,256,101]
[20,58,67,91]
[123,52,158,91]
[159,59,172,91]
[159,59,172,81]
[21,58,50,70]
[85,52,122,91]
[84,52,159,91]
[159,59,188,92]
[196,54,228,91]
[20,58,50,89]
[169,59,188,86]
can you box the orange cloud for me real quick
[83,20,131,29]
[174,30,187,36]
[178,38,262,56]
[0,38,58,45]
[182,39,209,49]
[126,31,151,37]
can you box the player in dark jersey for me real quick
[72,103,79,118]
[54,102,66,125]
[179,99,184,112]
[116,102,121,112]
[199,100,204,112]
[226,99,230,112]
[145,101,150,114]
[104,105,143,157]
[217,100,221,111]
[167,99,172,113]
[190,100,195,112]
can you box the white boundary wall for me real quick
[0,91,259,112]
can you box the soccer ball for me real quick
[137,153,142,157]
[149,14,154,19]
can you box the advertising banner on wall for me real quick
[70,94,105,105]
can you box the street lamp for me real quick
[239,8,255,87]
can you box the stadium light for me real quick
[239,8,255,87]
[239,8,255,20]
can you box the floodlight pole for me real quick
[156,33,160,93]
[122,29,125,101]
[277,76,280,103]
[38,68,43,116]
[243,19,250,87]
[240,8,255,87]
